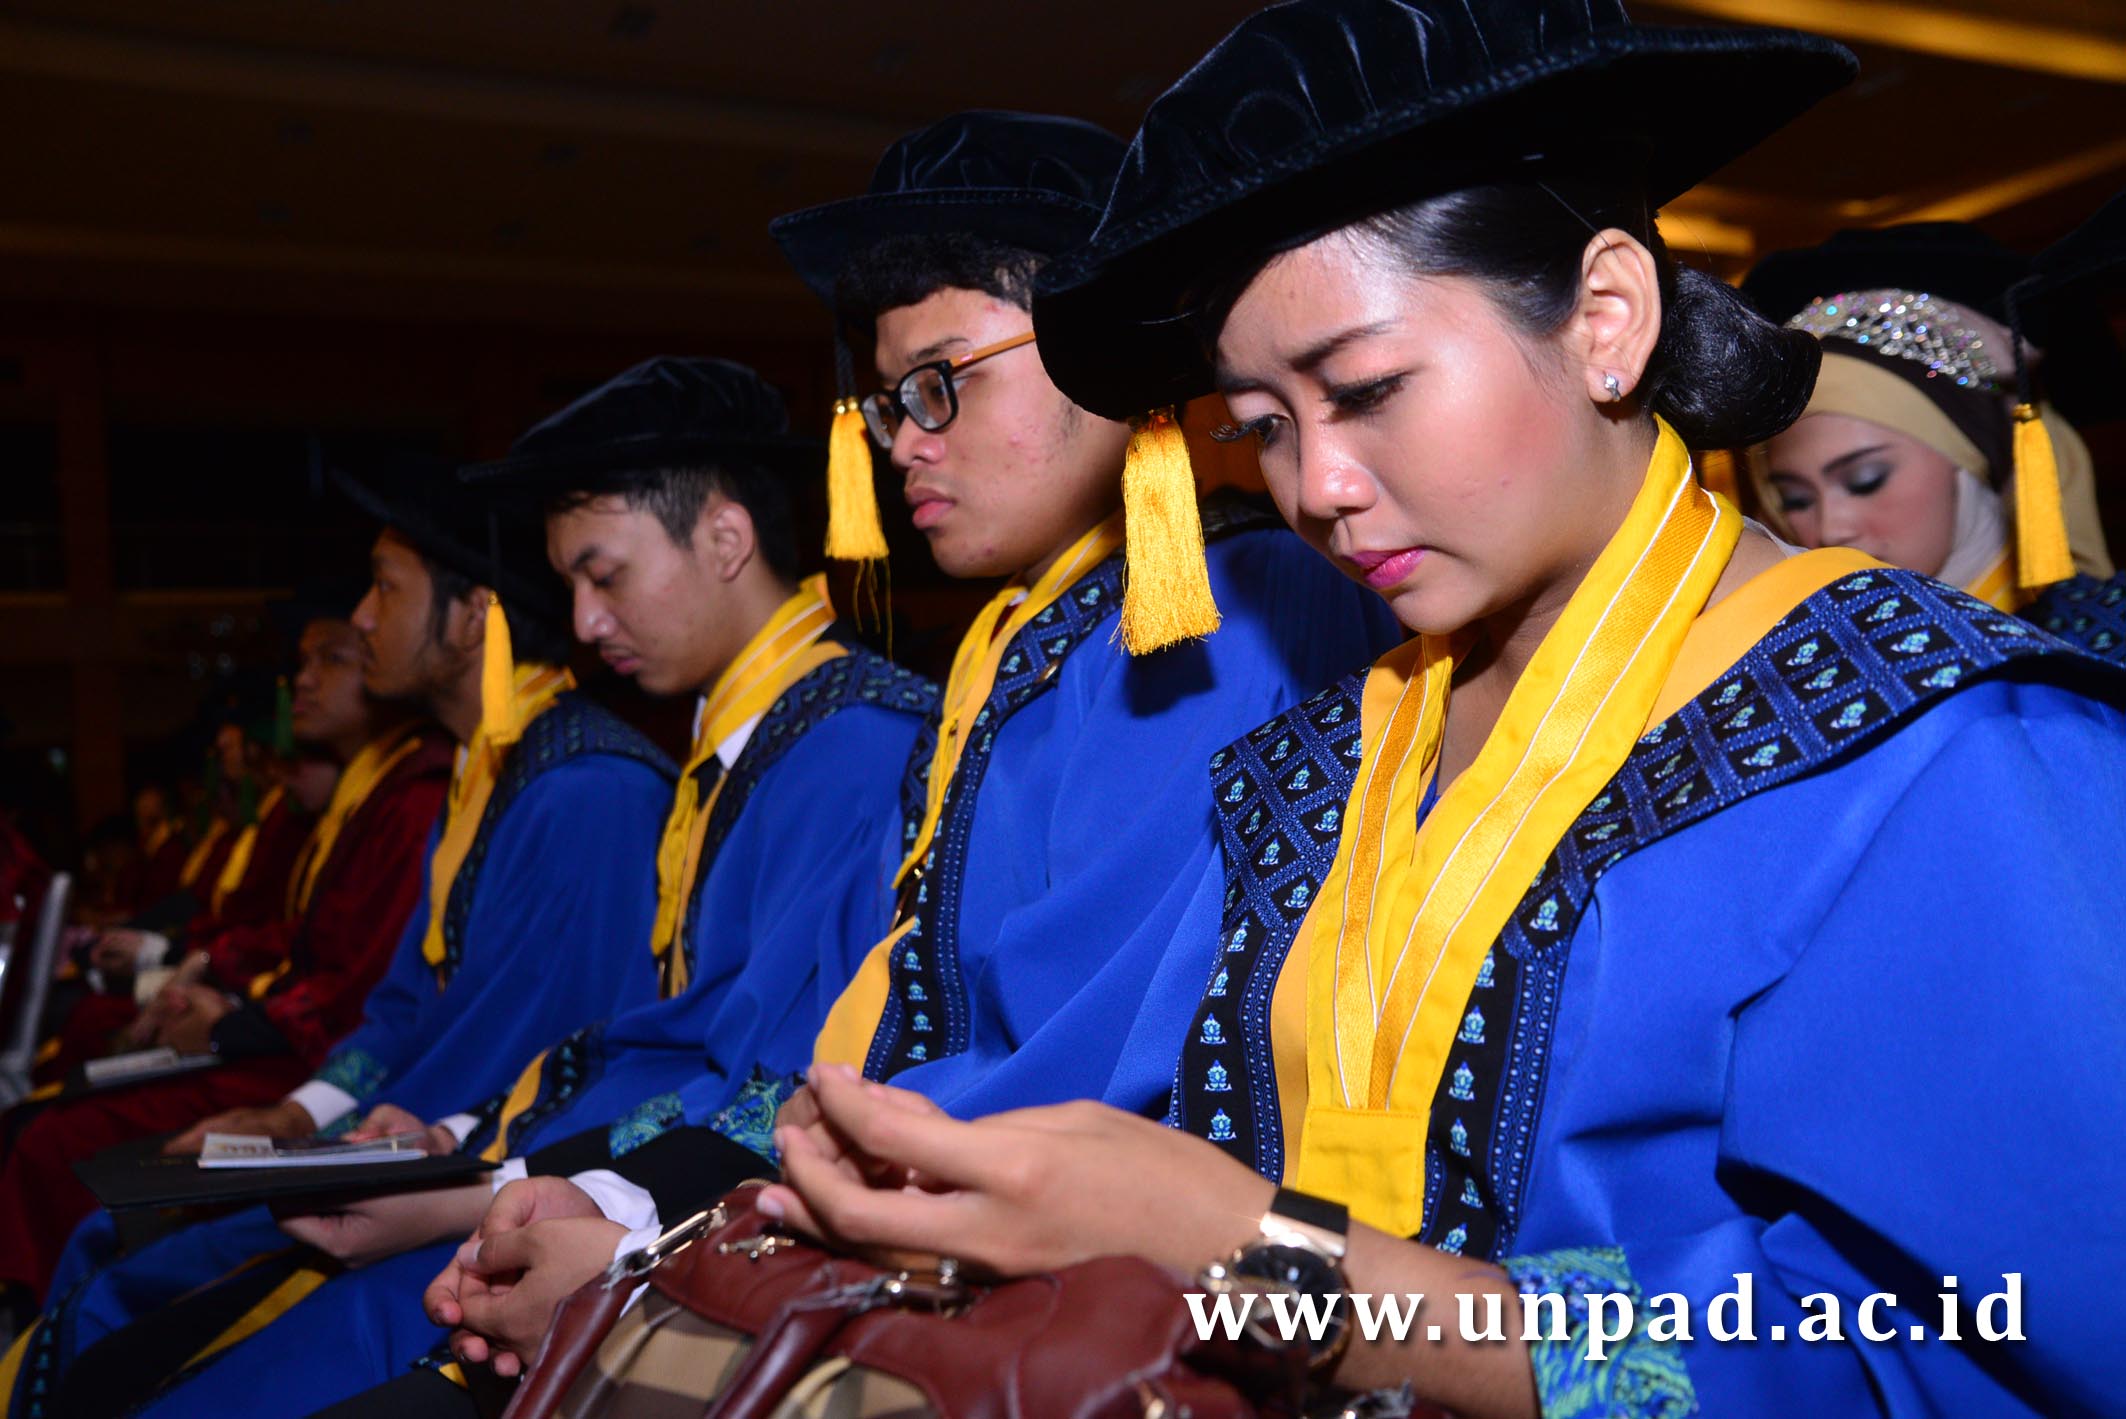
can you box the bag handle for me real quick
[500,1203,728,1419]
[706,1265,969,1419]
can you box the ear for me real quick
[447,587,493,656]
[701,494,759,584]
[1564,228,1662,405]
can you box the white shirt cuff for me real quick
[489,1157,528,1194]
[134,932,173,970]
[132,965,177,1006]
[436,1112,480,1146]
[613,1223,662,1268]
[286,1080,357,1132]
[570,1169,661,1232]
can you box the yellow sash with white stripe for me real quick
[1296,420,1738,1237]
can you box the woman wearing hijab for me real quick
[756,4,2126,1417]
[1752,218,2124,665]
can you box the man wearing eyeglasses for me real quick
[382,111,1402,1393]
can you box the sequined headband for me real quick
[1785,289,2003,393]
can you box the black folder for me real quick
[73,1136,496,1211]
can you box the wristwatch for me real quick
[1199,1187,1353,1376]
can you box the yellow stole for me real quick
[210,788,287,917]
[143,820,176,861]
[477,578,845,1160]
[418,663,574,976]
[652,575,842,997]
[811,512,1127,1068]
[1294,420,1739,1237]
[1264,541,1876,1208]
[178,818,230,891]
[1965,552,2022,613]
[242,725,428,1000]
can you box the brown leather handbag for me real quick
[500,1183,1305,1419]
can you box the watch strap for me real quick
[1263,1187,1349,1262]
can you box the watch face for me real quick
[1229,1242,1344,1300]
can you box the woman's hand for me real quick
[426,1175,609,1370]
[758,1063,1272,1278]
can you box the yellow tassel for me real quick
[1119,408,1220,655]
[2012,402,2074,590]
[480,594,517,749]
[825,399,888,561]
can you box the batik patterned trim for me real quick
[2024,571,2126,665]
[682,646,937,981]
[606,1091,686,1159]
[865,499,1277,1082]
[1171,674,1367,1179]
[1505,1246,1698,1419]
[1191,569,2118,1260]
[706,1068,804,1162]
[439,693,675,983]
[457,1023,605,1161]
[900,714,941,861]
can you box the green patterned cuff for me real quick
[1502,1245,1697,1419]
[607,1091,686,1158]
[708,1068,803,1162]
[312,1047,389,1106]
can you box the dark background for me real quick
[1,0,2122,859]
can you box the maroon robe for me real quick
[0,726,452,1298]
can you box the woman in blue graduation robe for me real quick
[754,6,2126,1418]
[1744,223,2123,666]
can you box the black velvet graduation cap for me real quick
[770,111,1127,306]
[460,356,819,491]
[2019,190,2126,315]
[1032,0,1856,421]
[1741,223,2028,326]
[1743,219,2125,425]
[329,449,569,626]
[770,112,1128,566]
[2011,191,2126,424]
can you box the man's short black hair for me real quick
[419,551,574,666]
[834,232,1048,354]
[548,458,800,585]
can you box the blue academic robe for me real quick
[858,509,1404,1120]
[2023,569,2126,664]
[1177,568,2126,1418]
[1499,673,2126,1418]
[82,659,935,1419]
[9,705,670,1419]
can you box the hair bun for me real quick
[1645,265,1821,448]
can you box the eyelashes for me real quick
[1210,415,1282,449]
[1210,372,1410,453]
[1325,373,1406,414]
